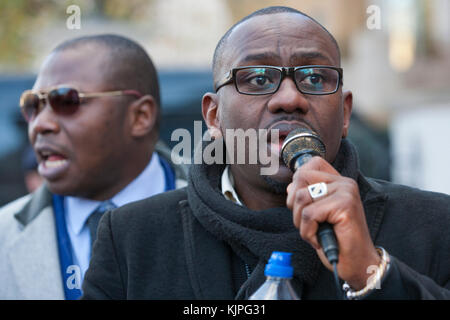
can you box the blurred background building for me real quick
[0,0,449,205]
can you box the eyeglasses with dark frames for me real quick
[214,65,343,96]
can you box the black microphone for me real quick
[281,128,339,265]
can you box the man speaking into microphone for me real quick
[82,6,450,299]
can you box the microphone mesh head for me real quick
[281,128,326,169]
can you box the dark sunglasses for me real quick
[19,86,142,122]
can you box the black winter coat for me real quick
[82,171,450,299]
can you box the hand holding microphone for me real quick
[282,128,381,292]
[281,128,339,265]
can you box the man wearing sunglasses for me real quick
[0,34,187,299]
[82,7,450,300]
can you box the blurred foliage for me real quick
[103,0,153,20]
[226,0,275,21]
[0,0,152,72]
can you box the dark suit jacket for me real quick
[82,174,450,299]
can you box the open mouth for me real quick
[278,132,288,148]
[35,146,70,180]
[39,150,68,168]
[265,129,290,159]
[267,122,311,156]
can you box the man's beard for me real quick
[262,175,289,195]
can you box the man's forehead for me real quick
[222,12,339,68]
[34,45,110,90]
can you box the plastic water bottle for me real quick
[248,251,300,300]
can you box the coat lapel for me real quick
[7,185,64,299]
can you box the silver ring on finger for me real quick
[307,182,328,201]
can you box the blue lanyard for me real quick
[53,194,82,300]
[159,156,176,191]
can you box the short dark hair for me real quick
[52,34,161,132]
[212,6,341,84]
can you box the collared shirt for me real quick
[221,165,244,206]
[65,152,166,280]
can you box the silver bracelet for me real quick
[343,246,391,300]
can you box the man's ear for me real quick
[342,90,353,138]
[128,95,158,138]
[202,92,222,139]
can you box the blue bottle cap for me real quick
[264,251,294,278]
